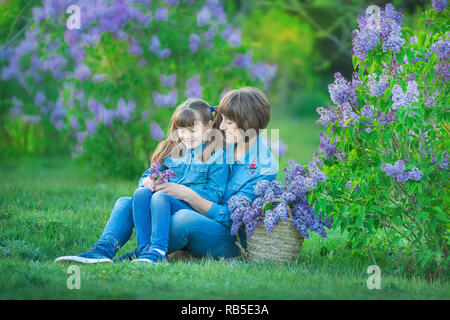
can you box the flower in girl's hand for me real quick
[149,161,176,183]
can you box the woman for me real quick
[55,87,278,264]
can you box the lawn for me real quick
[0,115,448,299]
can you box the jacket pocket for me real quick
[184,163,209,184]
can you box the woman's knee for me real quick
[172,209,203,226]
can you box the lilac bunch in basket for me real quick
[148,161,176,183]
[228,156,333,239]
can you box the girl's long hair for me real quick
[151,98,224,163]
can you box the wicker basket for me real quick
[235,217,304,263]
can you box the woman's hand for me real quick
[154,182,213,214]
[154,182,192,202]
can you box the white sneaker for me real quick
[54,255,112,265]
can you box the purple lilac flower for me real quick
[74,64,91,82]
[92,74,107,83]
[204,25,218,42]
[391,81,419,110]
[435,60,450,81]
[346,180,360,192]
[149,161,176,183]
[249,63,277,88]
[70,116,80,130]
[189,34,202,53]
[139,59,147,67]
[431,38,450,61]
[253,180,272,196]
[165,0,179,5]
[352,14,380,59]
[439,151,449,170]
[221,26,233,41]
[368,72,389,97]
[150,121,165,141]
[34,91,46,106]
[318,132,337,158]
[116,99,136,124]
[157,48,171,59]
[149,35,161,53]
[234,52,253,68]
[228,29,241,47]
[432,0,447,12]
[160,74,176,87]
[315,106,338,127]
[410,36,417,44]
[76,131,86,144]
[155,7,168,21]
[185,74,202,98]
[197,6,211,26]
[142,110,150,121]
[85,118,97,134]
[407,168,424,181]
[377,109,397,125]
[352,3,405,59]
[268,138,288,158]
[153,90,178,107]
[128,39,143,56]
[381,160,405,178]
[328,72,358,106]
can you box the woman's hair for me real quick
[151,98,223,163]
[216,87,271,132]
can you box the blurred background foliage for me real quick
[0,0,432,174]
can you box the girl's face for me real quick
[219,115,241,144]
[178,120,212,149]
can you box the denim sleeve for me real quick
[204,172,277,229]
[137,169,151,188]
[204,164,230,204]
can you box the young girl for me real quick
[54,98,229,265]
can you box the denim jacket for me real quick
[137,142,230,205]
[204,134,278,229]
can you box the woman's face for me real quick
[219,114,241,144]
[178,120,212,149]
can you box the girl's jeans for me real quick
[89,187,241,259]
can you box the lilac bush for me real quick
[311,2,448,277]
[0,0,277,177]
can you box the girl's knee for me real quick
[132,187,153,200]
[115,197,132,207]
[150,190,170,204]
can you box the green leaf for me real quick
[352,55,359,70]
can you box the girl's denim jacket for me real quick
[137,142,230,205]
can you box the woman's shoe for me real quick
[113,248,140,263]
[132,249,168,264]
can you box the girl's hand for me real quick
[142,177,160,191]
[154,182,193,202]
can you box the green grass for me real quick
[0,116,449,299]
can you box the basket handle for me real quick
[234,233,249,261]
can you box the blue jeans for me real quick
[90,188,243,259]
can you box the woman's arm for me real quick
[153,183,213,214]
